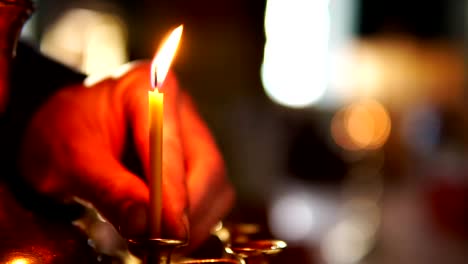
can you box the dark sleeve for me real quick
[0,42,86,221]
[4,41,86,164]
[9,42,86,112]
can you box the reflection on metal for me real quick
[71,197,140,264]
[178,259,243,264]
[213,222,262,245]
[227,239,287,264]
[127,238,186,264]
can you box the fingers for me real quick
[20,60,231,247]
[126,68,234,245]
[21,122,150,237]
[178,93,235,248]
[117,62,151,178]
[19,83,150,235]
[70,153,150,236]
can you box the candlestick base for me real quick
[127,238,186,264]
[178,258,244,264]
[227,240,287,264]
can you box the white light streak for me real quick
[261,0,330,108]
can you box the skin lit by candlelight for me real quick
[151,25,183,90]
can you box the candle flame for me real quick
[151,25,183,90]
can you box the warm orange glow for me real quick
[331,107,357,151]
[346,103,376,148]
[331,100,391,151]
[151,25,183,90]
[8,258,30,264]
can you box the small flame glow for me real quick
[151,25,183,90]
[8,258,30,264]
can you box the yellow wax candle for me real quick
[148,89,164,237]
[148,25,183,238]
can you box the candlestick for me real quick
[148,25,183,238]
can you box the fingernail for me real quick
[122,202,148,238]
[181,213,190,243]
[168,212,190,242]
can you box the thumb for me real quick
[20,131,151,237]
[68,152,150,237]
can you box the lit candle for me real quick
[149,25,183,237]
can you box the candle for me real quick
[148,25,183,237]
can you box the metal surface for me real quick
[0,182,106,263]
[128,237,186,264]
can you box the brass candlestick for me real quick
[213,223,287,264]
[227,240,287,264]
[178,258,245,264]
[127,238,186,264]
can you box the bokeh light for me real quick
[268,189,337,244]
[401,104,441,157]
[269,193,316,242]
[321,217,373,264]
[261,0,330,108]
[41,8,128,76]
[331,100,391,151]
[330,40,465,109]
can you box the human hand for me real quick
[19,62,235,248]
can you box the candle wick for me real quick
[152,69,158,89]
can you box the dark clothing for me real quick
[0,42,85,219]
[0,43,102,263]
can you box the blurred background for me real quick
[20,0,468,263]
